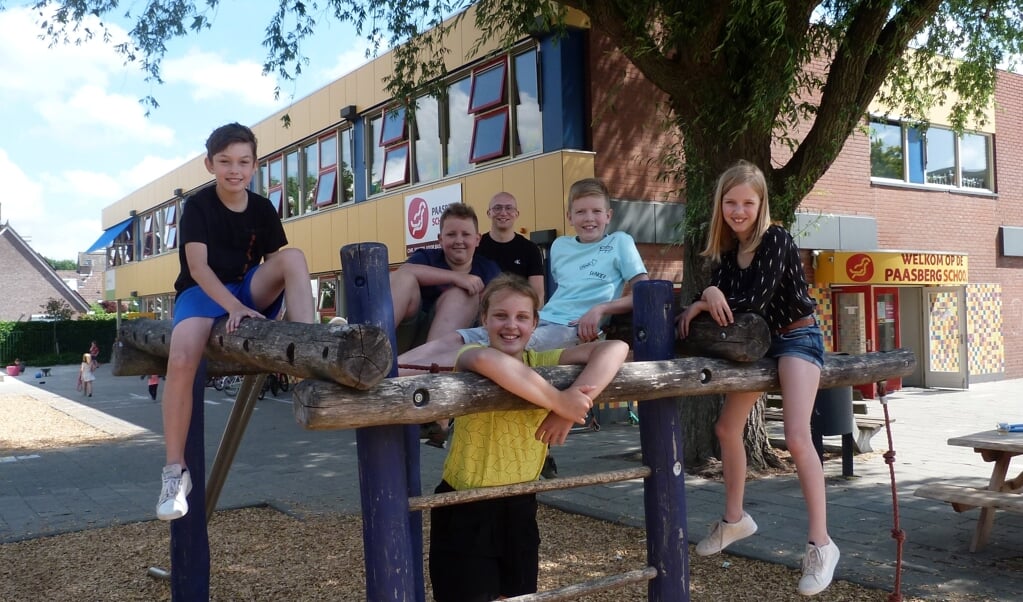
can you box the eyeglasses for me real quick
[489,205,518,214]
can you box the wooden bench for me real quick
[762,407,891,453]
[914,483,1023,514]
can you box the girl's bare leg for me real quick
[717,391,760,522]
[779,355,829,545]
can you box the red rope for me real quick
[878,381,904,602]
[397,363,452,373]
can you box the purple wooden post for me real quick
[341,243,421,601]
[170,359,210,600]
[632,280,689,601]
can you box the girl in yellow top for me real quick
[429,274,627,602]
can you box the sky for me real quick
[0,3,372,261]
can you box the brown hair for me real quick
[480,274,540,322]
[702,160,772,262]
[439,202,480,232]
[205,122,258,159]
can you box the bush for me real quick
[0,320,117,366]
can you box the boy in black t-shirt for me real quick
[156,123,315,521]
[477,192,545,305]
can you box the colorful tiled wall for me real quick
[809,286,834,352]
[928,291,961,372]
[966,283,1004,376]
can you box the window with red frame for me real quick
[315,134,339,207]
[468,58,509,163]
[379,106,409,188]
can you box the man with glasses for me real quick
[478,192,545,305]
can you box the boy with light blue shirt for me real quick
[398,178,647,372]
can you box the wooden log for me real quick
[114,318,392,390]
[110,339,260,377]
[676,312,770,362]
[294,348,916,430]
[408,466,651,511]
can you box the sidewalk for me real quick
[1,366,1021,600]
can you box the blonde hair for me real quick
[702,160,772,263]
[480,274,540,323]
[567,178,610,211]
[82,353,92,363]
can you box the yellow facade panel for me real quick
[462,170,505,216]
[501,161,537,231]
[531,155,569,234]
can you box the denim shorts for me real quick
[458,321,580,351]
[173,265,284,326]
[766,323,825,370]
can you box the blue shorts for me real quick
[767,322,825,370]
[458,321,581,351]
[173,265,284,326]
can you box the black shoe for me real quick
[541,454,558,479]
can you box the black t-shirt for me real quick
[173,185,287,295]
[477,232,544,280]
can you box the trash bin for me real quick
[812,386,854,436]
[811,386,855,476]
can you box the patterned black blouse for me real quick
[711,224,816,333]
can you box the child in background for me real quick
[79,353,96,397]
[157,122,315,521]
[429,274,628,601]
[677,160,836,596]
[147,374,161,401]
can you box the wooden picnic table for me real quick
[914,429,1023,551]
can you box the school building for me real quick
[92,7,1023,393]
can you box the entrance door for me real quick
[924,287,968,389]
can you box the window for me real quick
[470,108,509,163]
[446,77,473,176]
[362,43,543,193]
[285,150,300,217]
[316,134,340,207]
[468,59,509,164]
[163,204,177,250]
[267,156,284,216]
[513,50,542,156]
[414,94,442,182]
[379,107,410,188]
[868,117,993,192]
[302,142,318,214]
[340,129,354,202]
[469,60,507,113]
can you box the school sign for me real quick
[816,251,969,286]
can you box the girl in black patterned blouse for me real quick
[677,161,838,597]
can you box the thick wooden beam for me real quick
[293,348,915,430]
[114,318,392,390]
[110,340,260,377]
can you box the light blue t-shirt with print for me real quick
[539,230,647,326]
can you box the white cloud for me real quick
[323,44,375,81]
[0,149,44,224]
[163,48,283,108]
[35,85,176,147]
[0,7,134,98]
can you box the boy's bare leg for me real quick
[427,287,479,340]
[251,248,315,324]
[389,269,424,326]
[397,331,464,374]
[163,318,215,466]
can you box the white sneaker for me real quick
[695,512,758,556]
[797,540,840,596]
[156,464,192,521]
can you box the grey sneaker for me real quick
[156,464,192,521]
[694,512,758,556]
[797,540,840,596]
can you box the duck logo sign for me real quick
[404,183,462,256]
